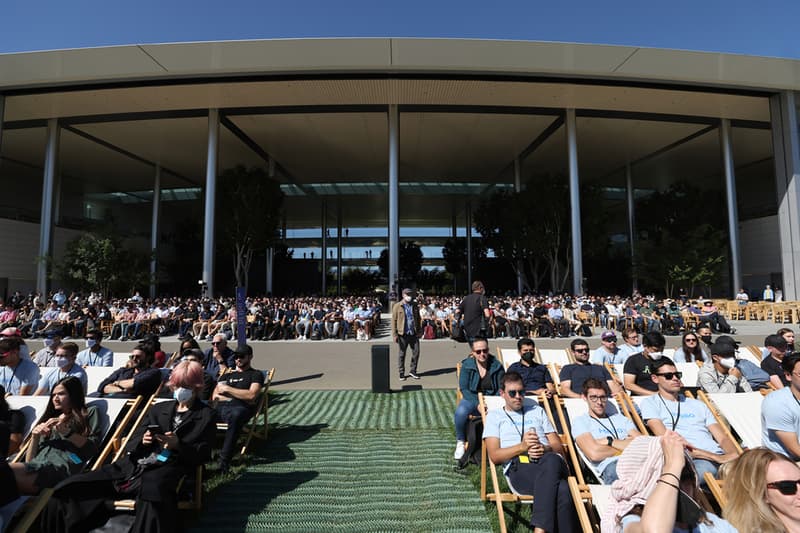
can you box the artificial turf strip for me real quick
[189,390,491,532]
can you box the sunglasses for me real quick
[767,479,800,495]
[685,338,698,342]
[573,348,589,354]
[656,372,683,380]
[211,341,223,345]
[505,389,525,398]
[473,349,489,354]
[603,338,617,343]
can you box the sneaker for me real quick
[399,375,407,381]
[454,441,466,460]
[408,372,420,380]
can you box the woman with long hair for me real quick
[673,332,708,363]
[723,448,800,533]
[0,376,100,504]
[43,360,216,532]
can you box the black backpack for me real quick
[457,416,483,469]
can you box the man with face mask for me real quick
[623,331,666,396]
[698,340,752,393]
[76,329,113,367]
[33,333,62,367]
[98,344,161,397]
[506,338,554,397]
[34,342,88,395]
[391,288,422,381]
[696,325,714,353]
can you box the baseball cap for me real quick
[233,344,253,358]
[710,341,736,357]
[601,331,618,341]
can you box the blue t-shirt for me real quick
[559,363,613,395]
[77,346,114,367]
[506,361,552,392]
[640,394,722,454]
[618,343,642,360]
[37,364,88,394]
[483,399,555,471]
[590,347,627,365]
[762,387,800,459]
[571,411,636,475]
[620,512,737,533]
[0,358,41,395]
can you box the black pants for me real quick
[397,334,420,376]
[216,402,255,462]
[505,453,577,533]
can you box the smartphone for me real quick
[147,424,163,435]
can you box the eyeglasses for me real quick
[587,395,608,402]
[505,389,525,398]
[767,479,800,495]
[573,348,589,354]
[211,341,222,346]
[473,349,489,354]
[656,372,683,380]
[626,335,639,340]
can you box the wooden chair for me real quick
[696,390,765,450]
[569,477,609,533]
[704,473,727,508]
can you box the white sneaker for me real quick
[454,441,466,460]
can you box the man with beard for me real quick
[98,344,162,398]
[506,338,554,397]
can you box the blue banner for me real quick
[236,286,247,347]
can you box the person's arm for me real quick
[775,430,800,459]
[646,417,667,436]
[216,381,261,403]
[705,423,739,462]
[559,380,580,398]
[576,426,643,462]
[769,374,786,389]
[623,373,655,396]
[485,428,541,465]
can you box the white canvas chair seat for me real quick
[676,362,700,388]
[569,477,611,533]
[705,391,763,450]
[589,484,612,520]
[562,397,625,484]
[84,367,117,396]
[112,353,131,369]
[498,348,520,371]
[539,349,572,366]
[5,397,50,448]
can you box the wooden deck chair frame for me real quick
[614,393,648,434]
[695,390,743,454]
[215,368,276,456]
[568,477,601,533]
[704,472,727,508]
[746,345,764,361]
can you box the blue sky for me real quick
[2,0,799,59]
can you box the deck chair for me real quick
[676,362,700,388]
[84,366,118,397]
[745,345,764,363]
[498,348,520,371]
[235,368,276,454]
[112,353,132,369]
[697,390,764,450]
[5,397,50,458]
[704,473,727,508]
[539,349,573,366]
[568,477,610,533]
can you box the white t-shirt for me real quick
[762,387,800,459]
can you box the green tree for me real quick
[441,237,487,292]
[56,233,149,297]
[376,241,424,286]
[217,165,284,290]
[342,268,380,294]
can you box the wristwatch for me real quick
[606,436,614,447]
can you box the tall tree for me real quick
[217,165,284,290]
[376,241,424,286]
[441,237,487,292]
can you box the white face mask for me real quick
[56,356,70,368]
[173,387,193,404]
[403,295,412,303]
[649,351,663,360]
[86,339,97,349]
[44,338,54,348]
[718,356,736,370]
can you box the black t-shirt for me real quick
[761,356,789,386]
[460,293,488,337]
[622,352,658,393]
[559,363,612,395]
[218,368,263,407]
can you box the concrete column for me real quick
[388,104,400,297]
[771,92,800,300]
[37,119,60,295]
[466,202,473,289]
[720,118,743,296]
[0,95,5,155]
[337,204,343,296]
[149,165,162,299]
[514,157,524,295]
[266,247,274,295]
[202,109,220,297]
[626,163,638,292]
[566,109,583,295]
[321,200,328,295]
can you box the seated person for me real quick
[0,336,40,396]
[454,337,504,461]
[35,342,88,395]
[0,376,101,505]
[0,384,25,456]
[213,344,263,473]
[178,349,215,401]
[762,333,789,389]
[590,331,627,365]
[762,353,800,460]
[76,329,113,367]
[640,357,739,484]
[483,372,578,533]
[571,378,640,484]
[98,344,162,398]
[673,332,707,363]
[506,338,554,398]
[42,361,216,532]
[622,331,666,396]
[559,338,620,399]
[723,447,800,533]
[602,432,737,532]
[204,334,236,378]
[697,339,752,393]
[616,328,642,360]
[32,332,62,367]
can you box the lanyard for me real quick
[89,349,100,366]
[2,365,19,392]
[503,407,526,441]
[658,394,681,430]
[590,414,620,439]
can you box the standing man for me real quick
[764,284,775,302]
[76,329,114,367]
[459,281,490,345]
[391,288,421,381]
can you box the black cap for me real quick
[233,344,253,358]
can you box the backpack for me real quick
[457,416,483,469]
[451,321,466,342]
[423,324,435,340]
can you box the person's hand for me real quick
[32,417,60,436]
[142,430,154,445]
[529,442,545,460]
[523,429,539,449]
[661,430,688,474]
[729,367,742,379]
[155,431,179,450]
[393,336,398,343]
[53,413,70,435]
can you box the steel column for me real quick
[514,157,524,295]
[321,200,328,295]
[337,204,343,296]
[37,119,59,295]
[0,95,4,154]
[626,163,638,292]
[149,165,161,299]
[266,247,274,295]
[566,109,583,295]
[771,92,800,301]
[466,202,473,289]
[388,104,400,298]
[202,109,219,297]
[720,118,743,296]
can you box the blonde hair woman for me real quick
[724,448,800,533]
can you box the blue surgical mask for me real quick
[44,338,54,348]
[86,339,97,349]
[173,387,193,404]
[56,356,70,368]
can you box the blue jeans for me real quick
[600,461,619,484]
[693,458,719,488]
[454,399,479,441]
